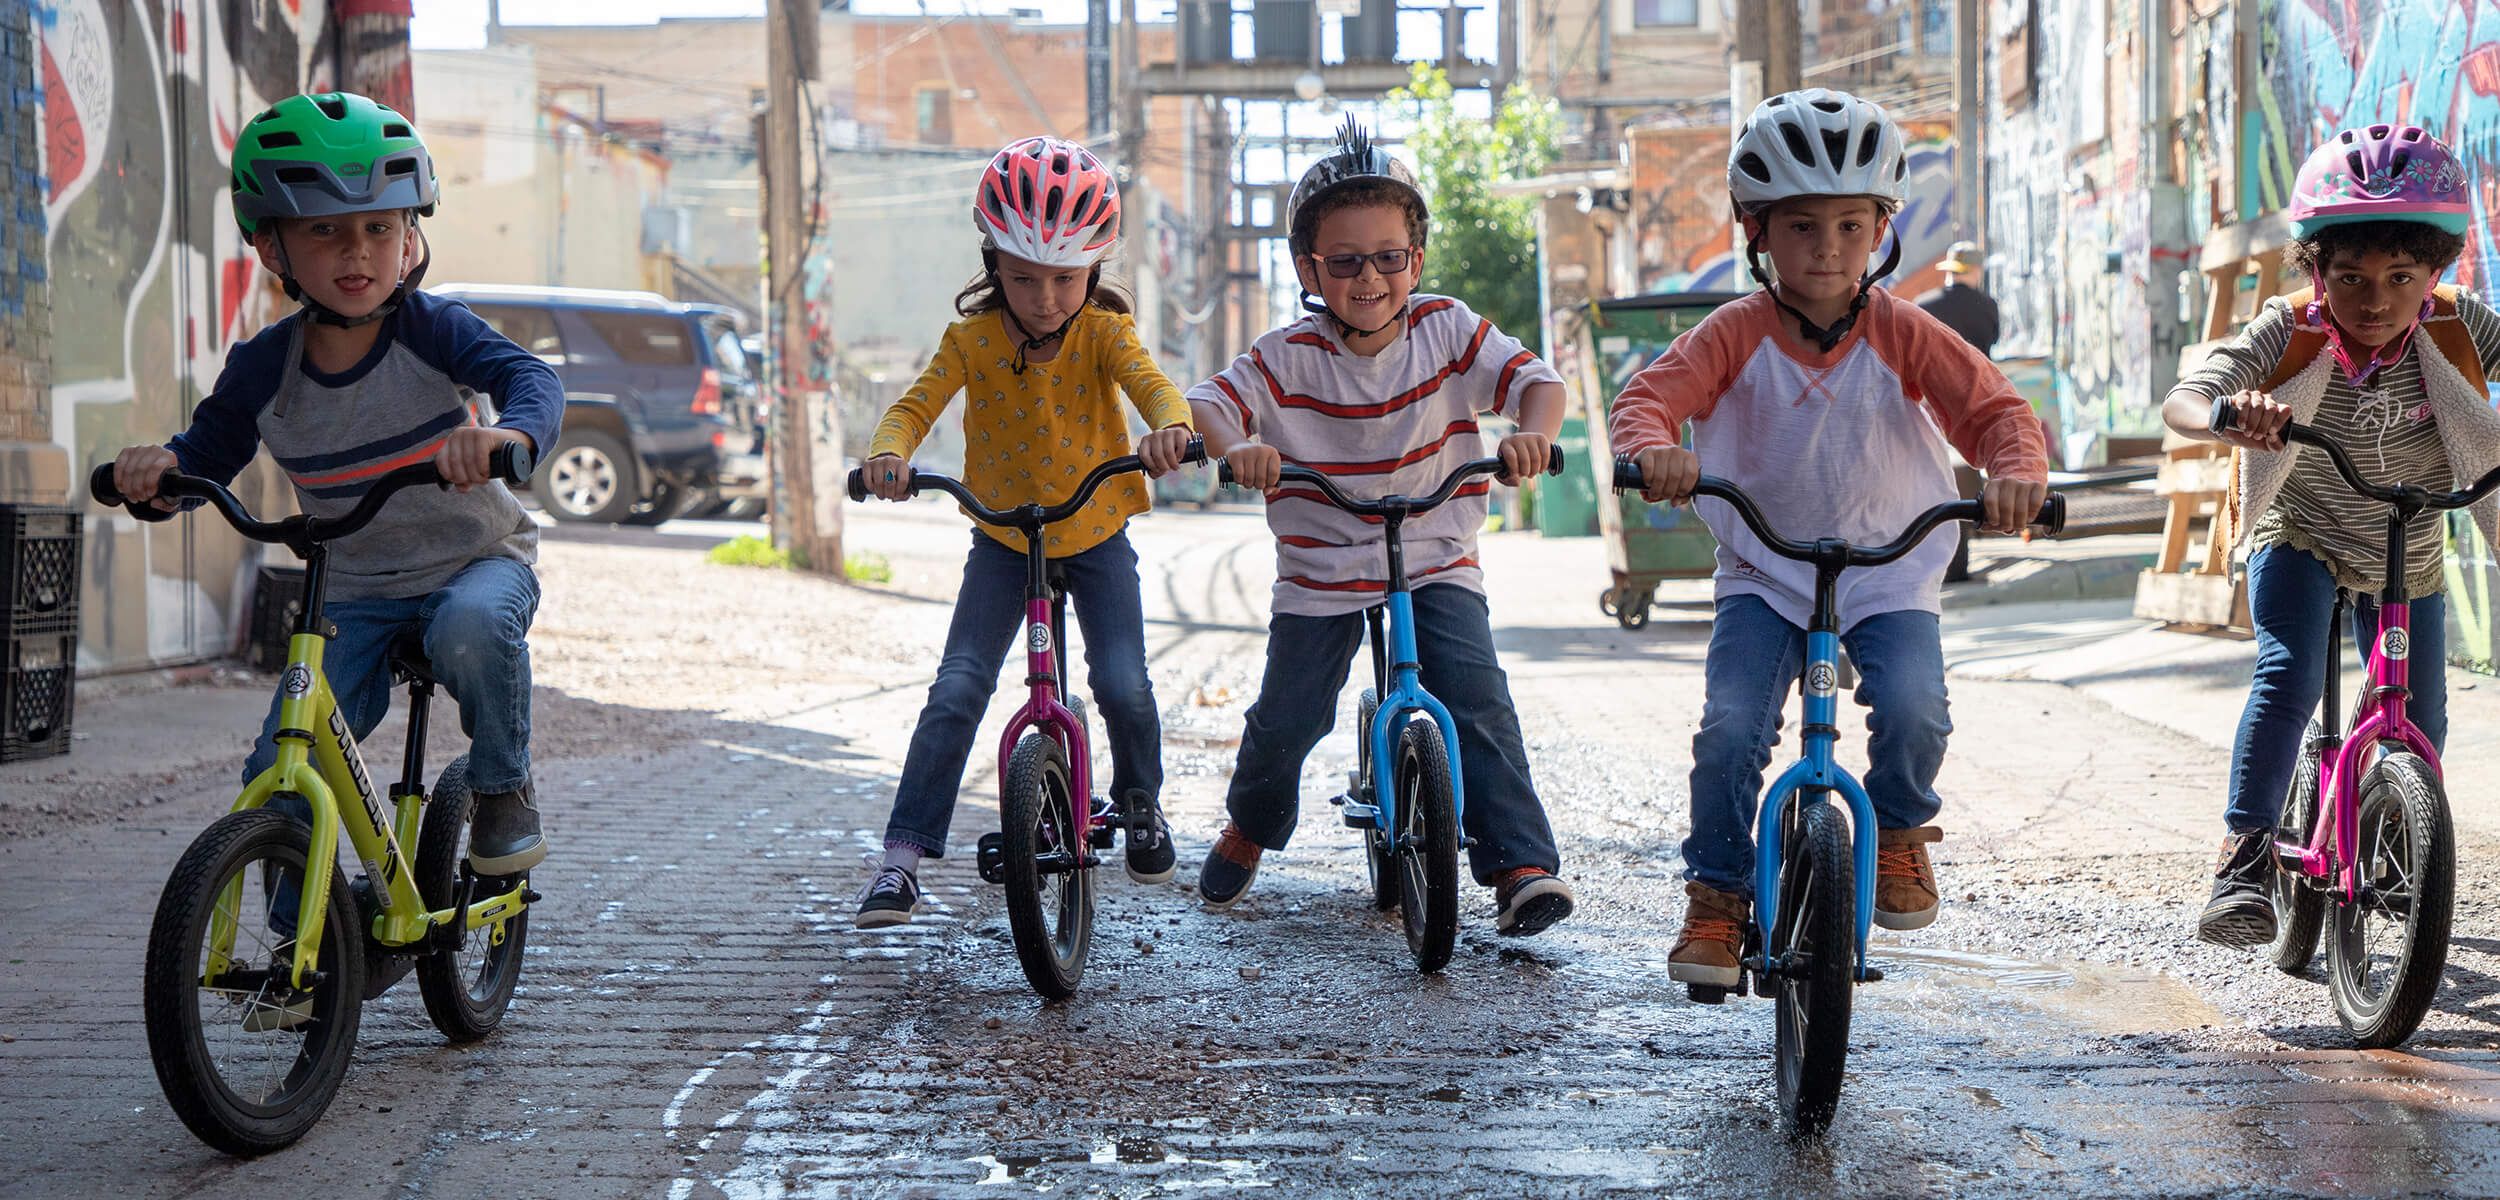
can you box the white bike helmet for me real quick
[1728,89,1907,213]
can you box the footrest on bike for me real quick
[976,832,1008,885]
[1686,983,1729,1005]
[1858,965,1884,983]
[1339,803,1381,828]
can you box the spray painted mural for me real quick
[41,0,393,671]
[1628,121,1964,300]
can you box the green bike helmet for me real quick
[230,92,438,237]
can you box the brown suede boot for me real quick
[1668,881,1750,987]
[1875,825,1943,931]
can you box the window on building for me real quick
[1632,0,1698,27]
[914,84,953,146]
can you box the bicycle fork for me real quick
[1751,628,1881,983]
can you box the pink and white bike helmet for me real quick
[2289,125,2471,237]
[974,136,1121,268]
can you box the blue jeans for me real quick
[2225,542,2447,833]
[1222,584,1560,884]
[1686,595,1950,892]
[244,556,539,793]
[886,530,1161,857]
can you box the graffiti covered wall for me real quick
[40,0,398,672]
[1627,121,1964,300]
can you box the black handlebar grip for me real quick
[1612,458,1643,493]
[89,463,127,507]
[1218,461,1237,486]
[1545,445,1566,476]
[2037,493,2066,535]
[1181,435,1208,466]
[845,468,869,503]
[2209,396,2239,436]
[490,441,535,486]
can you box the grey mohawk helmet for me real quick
[1286,117,1430,255]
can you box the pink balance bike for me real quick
[845,440,1203,999]
[2214,397,2500,1046]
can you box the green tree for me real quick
[1388,65,1560,343]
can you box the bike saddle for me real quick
[384,630,438,687]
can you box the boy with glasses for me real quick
[1184,119,1576,936]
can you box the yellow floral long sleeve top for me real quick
[869,306,1193,556]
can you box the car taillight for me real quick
[693,368,722,416]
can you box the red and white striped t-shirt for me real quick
[1189,295,1560,617]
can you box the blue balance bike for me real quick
[1614,459,2061,1134]
[1223,448,1564,972]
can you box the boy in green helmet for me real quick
[109,92,565,876]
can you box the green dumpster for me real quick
[1537,416,1600,537]
[1559,291,1745,628]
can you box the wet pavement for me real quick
[9,502,2500,1197]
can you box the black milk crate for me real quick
[1,505,81,636]
[250,565,307,672]
[2,629,75,763]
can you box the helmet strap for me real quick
[274,218,430,330]
[1300,288,1407,341]
[1005,305,1083,376]
[2309,287,2433,387]
[1745,225,1901,354]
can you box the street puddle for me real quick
[1875,943,2225,1035]
[965,1139,1272,1187]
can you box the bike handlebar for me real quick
[90,442,536,549]
[1216,445,1567,518]
[845,436,1207,528]
[1611,458,2065,568]
[2210,396,2500,513]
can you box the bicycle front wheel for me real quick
[1391,720,1459,973]
[1772,794,1855,1137]
[2326,751,2453,1048]
[416,754,530,1041]
[1001,733,1093,1000]
[143,808,366,1156]
[1357,690,1396,911]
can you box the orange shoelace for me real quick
[1877,845,1935,888]
[1213,827,1263,869]
[1678,916,1744,948]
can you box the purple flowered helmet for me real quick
[2289,125,2471,237]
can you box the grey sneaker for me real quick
[468,783,548,875]
[242,988,314,1033]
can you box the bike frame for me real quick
[1361,556,1466,845]
[2285,524,2441,903]
[221,547,526,991]
[1752,569,1880,982]
[998,544,1097,845]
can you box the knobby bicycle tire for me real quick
[2327,751,2453,1048]
[1393,720,1459,973]
[143,809,366,1156]
[2267,722,2327,976]
[1002,733,1093,999]
[1773,795,1855,1137]
[415,754,530,1041]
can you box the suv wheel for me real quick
[537,430,640,523]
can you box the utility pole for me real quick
[1117,0,1143,171]
[1733,0,1803,132]
[764,0,843,573]
[1953,0,1980,240]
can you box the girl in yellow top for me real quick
[854,137,1195,927]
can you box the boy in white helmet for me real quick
[1608,90,2050,986]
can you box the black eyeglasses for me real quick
[1310,248,1415,278]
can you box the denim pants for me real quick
[2225,542,2448,834]
[886,529,1161,857]
[1223,583,1560,884]
[1685,594,1951,893]
[245,556,539,793]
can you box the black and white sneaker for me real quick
[854,865,922,929]
[2196,832,2277,949]
[1123,791,1177,884]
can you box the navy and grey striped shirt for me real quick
[169,291,564,600]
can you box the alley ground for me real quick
[11,495,2500,1197]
